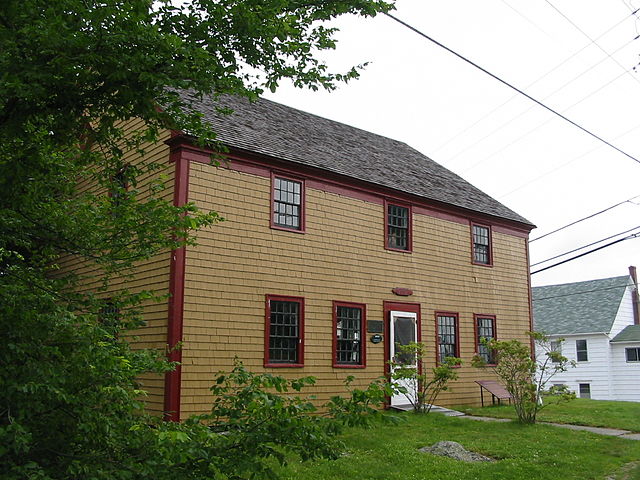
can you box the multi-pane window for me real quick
[472,224,492,265]
[576,339,588,362]
[272,176,303,230]
[266,296,303,366]
[437,313,458,364]
[579,383,591,399]
[386,203,410,251]
[476,315,496,364]
[334,302,365,367]
[625,347,640,362]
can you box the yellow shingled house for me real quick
[116,91,535,421]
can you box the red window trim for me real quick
[471,222,493,267]
[332,301,367,369]
[270,172,306,234]
[384,199,413,253]
[474,313,497,366]
[434,311,460,366]
[264,295,305,368]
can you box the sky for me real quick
[264,1,640,287]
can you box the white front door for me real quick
[389,311,418,406]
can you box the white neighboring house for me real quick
[533,267,640,402]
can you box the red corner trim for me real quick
[164,145,191,422]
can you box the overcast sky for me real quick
[264,1,640,287]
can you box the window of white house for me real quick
[550,340,562,363]
[576,339,588,362]
[626,347,640,362]
[471,224,492,265]
[578,383,591,399]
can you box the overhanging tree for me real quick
[0,1,394,478]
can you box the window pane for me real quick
[336,306,362,365]
[476,317,495,363]
[576,339,588,362]
[437,315,457,364]
[579,383,591,399]
[626,348,640,362]
[273,177,302,230]
[393,316,416,365]
[473,225,490,264]
[387,204,409,250]
[269,300,300,363]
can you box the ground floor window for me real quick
[333,302,366,367]
[578,383,591,399]
[626,347,640,362]
[265,295,304,366]
[475,314,496,364]
[436,313,458,364]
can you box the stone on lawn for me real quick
[419,441,495,462]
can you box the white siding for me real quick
[609,343,640,402]
[536,333,613,400]
[609,285,636,338]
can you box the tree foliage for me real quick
[472,333,576,424]
[0,0,394,478]
[389,342,461,414]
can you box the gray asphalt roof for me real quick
[178,90,534,228]
[610,325,640,343]
[533,275,631,335]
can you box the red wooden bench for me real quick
[475,380,512,407]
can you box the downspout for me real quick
[164,137,191,422]
[629,266,639,325]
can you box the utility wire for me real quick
[530,232,640,275]
[544,0,640,87]
[498,121,640,199]
[383,12,640,165]
[531,225,640,267]
[533,282,637,301]
[432,10,634,156]
[530,194,640,242]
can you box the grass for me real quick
[276,411,640,480]
[457,398,640,432]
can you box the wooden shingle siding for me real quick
[56,120,175,415]
[179,162,531,415]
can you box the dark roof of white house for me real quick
[610,324,640,343]
[533,275,631,335]
[177,90,534,228]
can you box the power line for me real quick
[530,194,640,242]
[436,12,636,161]
[531,225,640,267]
[533,282,636,301]
[497,121,640,199]
[383,12,640,165]
[460,65,632,175]
[530,231,640,275]
[544,0,640,87]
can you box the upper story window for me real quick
[436,313,459,364]
[576,339,588,362]
[472,223,492,265]
[385,201,411,252]
[333,301,366,368]
[265,295,304,367]
[475,314,496,364]
[271,174,304,232]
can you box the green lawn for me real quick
[457,398,640,432]
[276,412,640,480]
